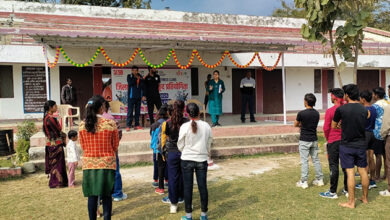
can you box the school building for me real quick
[1,1,390,121]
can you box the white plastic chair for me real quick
[57,104,80,132]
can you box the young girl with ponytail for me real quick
[43,100,68,188]
[178,103,213,220]
[79,95,119,220]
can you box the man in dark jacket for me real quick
[61,78,74,105]
[127,66,145,131]
[240,71,256,123]
[144,67,162,124]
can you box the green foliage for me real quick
[18,0,152,8]
[272,0,306,18]
[15,139,30,164]
[16,120,37,141]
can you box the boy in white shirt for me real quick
[67,130,80,188]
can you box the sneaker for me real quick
[178,197,184,204]
[379,189,390,196]
[135,126,143,130]
[342,189,349,198]
[211,123,217,127]
[370,180,377,189]
[155,188,164,195]
[296,180,308,189]
[162,196,171,204]
[200,216,208,220]
[319,190,338,199]
[126,127,130,132]
[152,180,158,188]
[216,123,222,126]
[312,179,324,186]
[113,193,128,202]
[355,172,360,177]
[164,180,169,187]
[170,204,178,214]
[355,184,362,190]
[250,120,257,123]
[181,217,192,220]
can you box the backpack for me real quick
[157,120,169,161]
[150,119,166,154]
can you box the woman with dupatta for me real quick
[207,70,225,127]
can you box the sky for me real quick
[150,0,295,16]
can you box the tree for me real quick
[272,0,305,18]
[369,0,390,31]
[18,0,152,9]
[295,0,376,86]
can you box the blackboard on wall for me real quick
[22,66,48,113]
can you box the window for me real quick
[191,68,199,96]
[327,70,334,91]
[0,65,13,98]
[314,69,321,93]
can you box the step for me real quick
[29,143,298,168]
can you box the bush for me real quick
[16,120,37,141]
[15,139,30,164]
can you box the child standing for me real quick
[178,103,213,220]
[294,93,324,189]
[67,130,80,188]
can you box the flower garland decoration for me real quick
[195,50,228,69]
[227,52,257,68]
[172,49,196,69]
[43,46,60,68]
[139,49,172,68]
[101,47,139,67]
[60,46,101,67]
[257,53,282,71]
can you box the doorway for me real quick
[232,69,256,114]
[263,69,283,114]
[357,70,379,92]
[59,66,93,118]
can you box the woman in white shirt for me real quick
[178,103,213,220]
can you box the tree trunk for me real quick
[329,31,343,87]
[353,47,359,84]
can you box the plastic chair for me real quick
[57,104,81,132]
[186,99,206,121]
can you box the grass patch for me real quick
[216,152,288,160]
[120,161,153,169]
[0,157,13,168]
[1,153,389,219]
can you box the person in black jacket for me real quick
[240,72,256,123]
[126,66,145,131]
[61,78,74,105]
[144,67,162,124]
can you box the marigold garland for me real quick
[172,49,196,69]
[43,46,60,68]
[60,46,101,67]
[227,52,257,68]
[195,50,228,69]
[101,47,139,67]
[257,53,282,71]
[139,49,172,68]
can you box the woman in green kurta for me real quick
[207,70,225,127]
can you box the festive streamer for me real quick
[257,53,282,71]
[227,52,257,68]
[172,49,196,69]
[101,47,139,67]
[195,50,228,69]
[60,46,101,67]
[139,49,172,68]
[43,46,60,68]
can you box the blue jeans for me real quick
[211,115,219,124]
[299,141,323,182]
[167,151,184,204]
[112,153,123,198]
[182,160,208,213]
[127,98,141,127]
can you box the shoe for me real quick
[162,196,171,204]
[379,189,390,196]
[370,180,377,189]
[342,189,349,198]
[250,120,257,123]
[200,216,208,220]
[216,123,222,126]
[319,190,338,199]
[296,180,308,189]
[312,179,324,186]
[355,172,360,177]
[355,184,362,190]
[155,188,164,195]
[152,180,158,188]
[135,126,143,130]
[170,204,178,214]
[126,127,130,132]
[211,123,216,127]
[164,180,168,187]
[181,217,192,220]
[113,193,127,202]
[241,120,245,123]
[178,197,184,204]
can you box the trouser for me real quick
[147,96,162,124]
[67,162,77,186]
[204,95,209,109]
[167,151,184,204]
[299,141,324,182]
[211,115,219,124]
[182,160,208,214]
[153,153,158,181]
[241,94,255,121]
[88,196,112,220]
[327,141,348,193]
[386,136,390,191]
[158,153,167,189]
[126,98,141,127]
[112,153,123,199]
